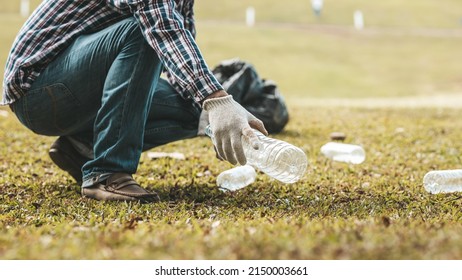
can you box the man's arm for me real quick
[106,0,223,103]
[182,0,196,39]
[165,0,199,101]
[106,0,267,165]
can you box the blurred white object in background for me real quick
[20,0,30,18]
[354,10,365,30]
[246,7,255,27]
[311,0,324,17]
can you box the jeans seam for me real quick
[94,39,147,171]
[145,125,185,134]
[119,41,147,146]
[151,101,201,116]
[46,86,65,134]
[22,93,33,132]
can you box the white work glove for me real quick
[196,110,209,136]
[203,95,268,165]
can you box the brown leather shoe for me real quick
[81,173,158,202]
[49,137,90,184]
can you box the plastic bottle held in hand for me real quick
[423,169,462,194]
[320,142,365,164]
[217,165,257,191]
[205,125,308,184]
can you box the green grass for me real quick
[195,22,462,98]
[2,0,462,260]
[2,106,462,259]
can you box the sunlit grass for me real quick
[196,22,462,98]
[2,105,462,259]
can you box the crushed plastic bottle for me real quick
[320,142,365,164]
[217,165,257,191]
[423,169,462,194]
[205,125,307,184]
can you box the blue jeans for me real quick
[11,18,201,186]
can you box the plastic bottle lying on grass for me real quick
[423,169,462,194]
[217,165,257,192]
[206,125,308,184]
[320,142,366,164]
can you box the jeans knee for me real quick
[116,18,160,66]
[118,18,144,44]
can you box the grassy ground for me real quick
[1,0,462,260]
[195,22,462,98]
[2,105,462,259]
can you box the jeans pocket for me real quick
[19,83,82,135]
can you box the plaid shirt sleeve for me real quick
[166,0,198,100]
[107,0,223,103]
[182,0,196,39]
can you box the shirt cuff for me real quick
[185,74,224,103]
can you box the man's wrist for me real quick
[201,90,228,107]
[205,90,228,99]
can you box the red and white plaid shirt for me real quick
[2,0,223,106]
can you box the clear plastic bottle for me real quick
[205,125,308,184]
[217,165,257,191]
[423,169,462,194]
[320,142,365,164]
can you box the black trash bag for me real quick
[212,58,289,134]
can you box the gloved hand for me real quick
[203,95,268,165]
